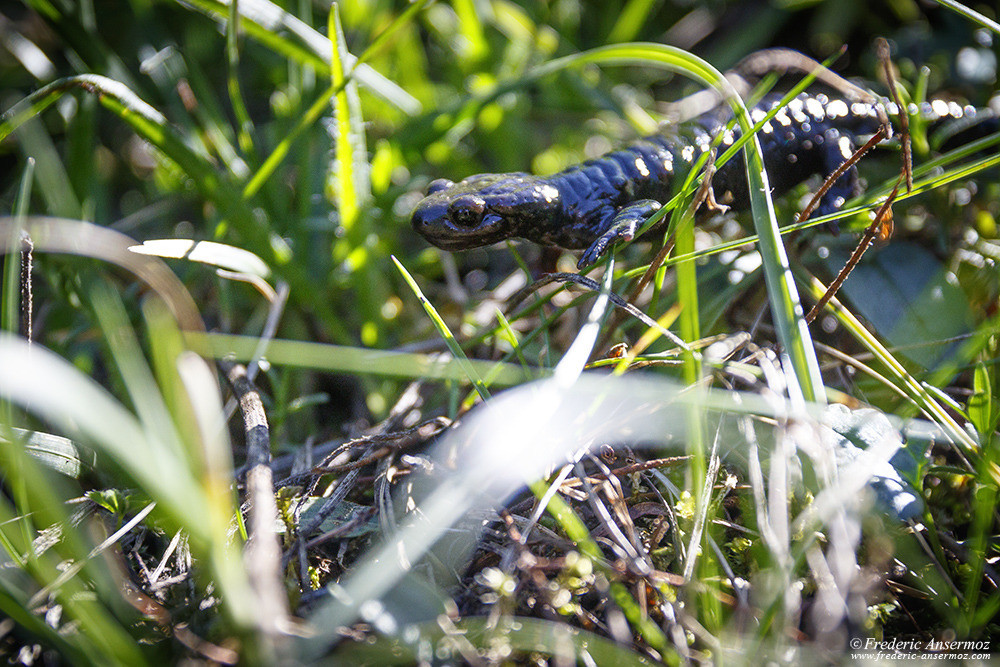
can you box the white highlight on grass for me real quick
[300,371,939,657]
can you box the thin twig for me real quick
[19,232,32,342]
[220,360,291,649]
[796,126,888,225]
[806,176,903,323]
[560,456,690,488]
[281,382,430,569]
[310,418,449,474]
[878,37,912,193]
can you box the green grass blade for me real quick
[89,281,187,460]
[9,113,79,219]
[451,0,488,63]
[674,200,701,384]
[242,79,339,199]
[353,0,434,69]
[327,5,379,338]
[931,0,1000,35]
[175,0,420,113]
[226,0,256,157]
[968,362,995,440]
[2,427,93,478]
[803,276,976,450]
[519,42,822,402]
[190,331,542,386]
[392,256,492,400]
[1,77,345,334]
[0,335,206,522]
[554,255,615,385]
[607,0,657,43]
[0,430,148,665]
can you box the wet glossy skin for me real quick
[412,93,996,268]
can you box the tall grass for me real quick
[1,0,998,662]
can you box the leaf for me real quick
[969,361,997,440]
[825,240,973,369]
[129,239,271,278]
[2,428,96,478]
[326,4,371,238]
[285,498,378,538]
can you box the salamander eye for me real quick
[448,195,485,228]
[427,178,455,195]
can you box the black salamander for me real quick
[412,93,997,268]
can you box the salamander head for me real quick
[411,173,561,250]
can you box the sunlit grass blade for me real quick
[392,256,491,401]
[493,307,529,370]
[327,4,371,236]
[326,1,385,339]
[660,173,717,622]
[353,0,434,69]
[89,280,187,461]
[673,197,701,384]
[242,79,340,199]
[968,362,997,441]
[932,0,1000,35]
[452,0,488,63]
[520,43,822,402]
[129,239,272,278]
[191,331,541,386]
[1,427,93,478]
[176,0,420,113]
[225,0,255,157]
[607,0,658,43]
[554,256,615,385]
[0,80,344,336]
[611,304,683,375]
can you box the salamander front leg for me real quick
[578,199,661,269]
